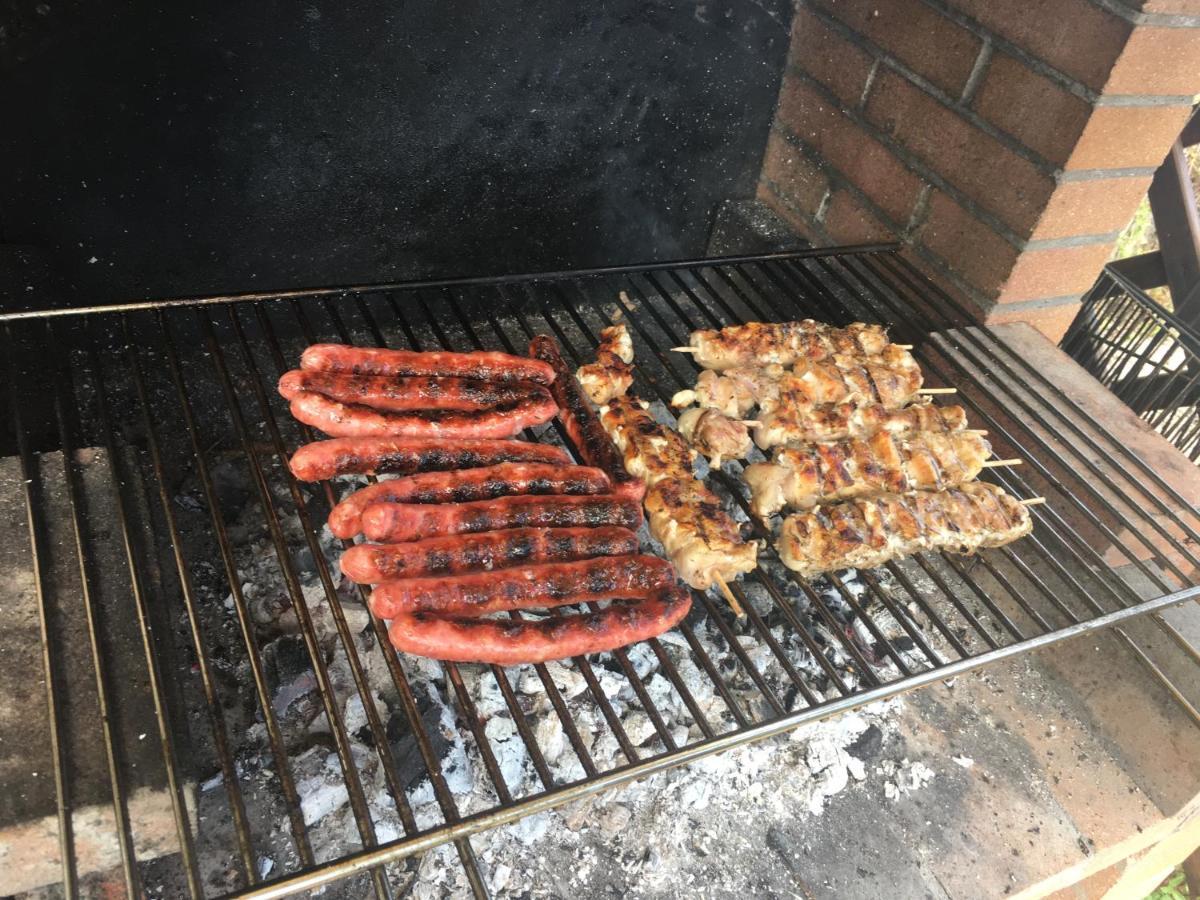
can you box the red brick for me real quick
[915,191,1019,297]
[787,6,875,107]
[984,300,1083,343]
[971,52,1092,166]
[1104,26,1200,95]
[822,189,898,244]
[1032,174,1153,241]
[997,241,1114,301]
[950,0,1130,91]
[813,0,983,96]
[760,130,829,217]
[757,180,822,242]
[1064,104,1193,170]
[776,75,927,223]
[864,69,1055,235]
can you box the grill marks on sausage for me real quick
[300,343,557,384]
[385,585,692,665]
[288,437,572,481]
[326,463,610,538]
[289,390,558,439]
[278,370,550,412]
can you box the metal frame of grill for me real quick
[3,245,1199,900]
[1062,263,1200,463]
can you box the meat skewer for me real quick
[752,400,968,450]
[301,343,556,384]
[777,481,1033,578]
[369,554,676,617]
[360,494,643,543]
[673,320,894,370]
[278,370,550,412]
[289,390,558,439]
[743,430,993,518]
[288,436,572,481]
[386,583,692,665]
[327,463,611,538]
[530,335,646,501]
[575,323,635,405]
[340,525,639,583]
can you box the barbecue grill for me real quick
[4,244,1199,899]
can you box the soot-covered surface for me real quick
[0,0,791,309]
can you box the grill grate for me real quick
[3,246,1199,899]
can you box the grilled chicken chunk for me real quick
[576,324,635,405]
[677,407,753,466]
[598,395,697,486]
[744,430,992,517]
[671,365,785,418]
[777,482,1032,577]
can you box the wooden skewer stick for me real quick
[739,419,762,427]
[917,387,957,395]
[893,344,914,349]
[714,574,746,618]
[980,458,1023,468]
[672,346,699,353]
[964,429,989,435]
[1019,497,1047,506]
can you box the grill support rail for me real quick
[2,245,1197,899]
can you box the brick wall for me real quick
[758,0,1200,341]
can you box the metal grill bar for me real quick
[2,247,1197,900]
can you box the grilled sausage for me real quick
[369,554,676,618]
[328,463,611,538]
[289,390,558,439]
[278,370,549,412]
[386,584,693,664]
[300,343,556,385]
[288,437,572,481]
[360,494,643,543]
[529,335,645,501]
[340,525,640,583]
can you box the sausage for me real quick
[301,343,556,385]
[360,494,643,543]
[289,390,558,439]
[385,584,692,664]
[328,463,611,538]
[278,370,549,412]
[529,335,645,501]
[288,437,572,481]
[370,554,675,617]
[340,525,640,583]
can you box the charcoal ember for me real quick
[382,688,450,791]
[210,456,252,516]
[847,723,884,761]
[263,635,322,737]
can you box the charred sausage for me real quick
[529,335,645,501]
[288,437,572,481]
[386,584,692,664]
[289,390,558,439]
[278,370,549,412]
[340,525,639,583]
[300,343,556,385]
[360,494,642,543]
[369,554,675,617]
[328,463,610,538]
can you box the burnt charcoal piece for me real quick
[381,688,450,791]
[210,457,252,517]
[262,635,321,738]
[847,724,884,761]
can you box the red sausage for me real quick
[327,463,610,539]
[386,585,693,664]
[300,343,556,385]
[289,390,558,439]
[360,494,642,543]
[529,336,645,501]
[288,437,572,481]
[278,370,548,412]
[369,555,675,617]
[340,525,640,583]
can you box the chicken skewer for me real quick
[672,320,894,370]
[777,481,1033,578]
[576,323,635,405]
[743,430,994,518]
